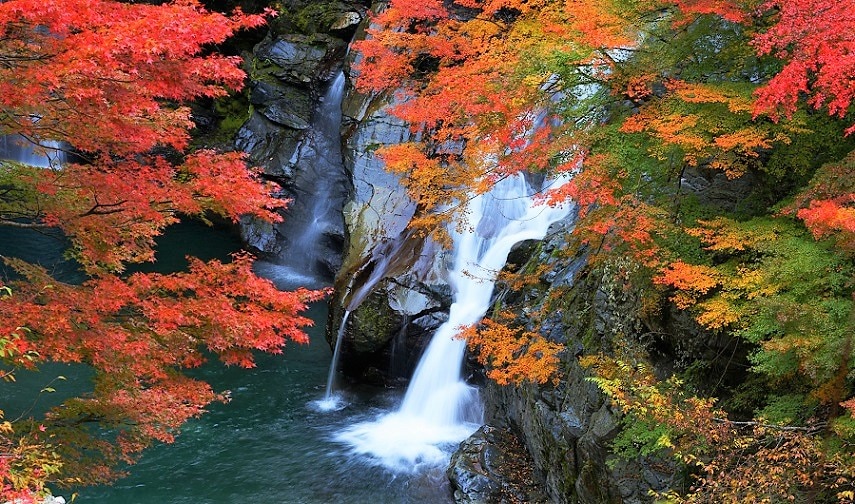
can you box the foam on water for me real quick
[310,393,348,413]
[337,172,573,471]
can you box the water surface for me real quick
[77,304,454,504]
[0,223,454,503]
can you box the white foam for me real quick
[336,172,573,471]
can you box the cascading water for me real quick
[0,135,65,168]
[336,172,573,471]
[253,71,349,290]
[313,310,350,411]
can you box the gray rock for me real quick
[240,216,281,255]
[331,11,362,31]
[260,101,310,129]
[236,2,358,289]
[680,165,761,212]
[448,425,548,504]
[250,81,312,130]
[326,60,452,381]
[255,36,330,84]
[235,111,302,180]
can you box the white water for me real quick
[254,71,348,291]
[294,71,346,254]
[336,172,573,471]
[313,310,351,412]
[0,135,65,168]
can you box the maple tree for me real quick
[583,353,855,503]
[459,311,563,386]
[0,0,283,271]
[354,0,855,499]
[0,1,327,500]
[784,151,855,255]
[657,216,854,414]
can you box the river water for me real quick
[0,223,454,504]
[77,303,454,504]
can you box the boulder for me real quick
[326,51,453,382]
[254,35,332,85]
[330,11,362,31]
[448,425,548,504]
[250,80,312,130]
[235,111,302,181]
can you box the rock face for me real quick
[325,12,457,382]
[441,247,687,504]
[235,2,367,289]
[236,32,345,183]
[448,425,548,504]
[325,8,634,500]
[320,1,751,504]
[480,261,654,503]
[448,163,757,503]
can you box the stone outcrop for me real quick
[447,163,756,503]
[474,256,672,503]
[325,8,458,383]
[234,1,367,286]
[236,32,347,184]
[448,425,548,504]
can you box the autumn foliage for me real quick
[0,0,283,272]
[583,354,855,503]
[355,0,855,499]
[0,1,328,500]
[2,255,323,489]
[1,0,852,498]
[459,313,563,386]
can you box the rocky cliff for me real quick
[230,3,753,503]
[449,255,674,503]
[233,0,366,288]
[323,8,641,501]
[445,166,758,503]
[324,8,460,384]
[331,89,753,501]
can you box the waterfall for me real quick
[336,172,573,471]
[325,310,350,400]
[296,72,346,253]
[0,135,66,168]
[253,71,349,290]
[313,310,350,412]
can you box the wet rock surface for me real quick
[237,32,346,181]
[325,14,454,382]
[254,35,331,85]
[448,425,548,504]
[235,2,363,289]
[502,261,681,502]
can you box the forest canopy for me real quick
[0,1,324,500]
[0,0,853,501]
[353,0,855,500]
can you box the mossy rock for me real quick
[349,289,401,354]
[214,92,252,142]
[269,1,363,37]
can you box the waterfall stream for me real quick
[336,172,573,471]
[253,72,349,290]
[314,310,351,411]
[0,135,66,168]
